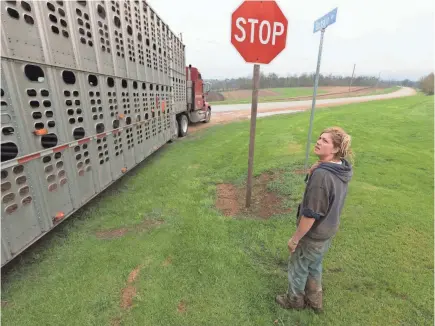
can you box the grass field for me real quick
[268,87,323,97]
[210,87,327,105]
[209,86,401,105]
[346,86,401,98]
[1,95,433,325]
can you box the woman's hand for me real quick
[288,237,299,253]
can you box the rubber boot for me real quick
[304,277,323,313]
[275,293,305,310]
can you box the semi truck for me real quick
[0,0,211,267]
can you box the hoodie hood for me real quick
[317,159,353,183]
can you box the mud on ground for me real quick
[95,218,165,239]
[221,89,281,100]
[216,171,291,219]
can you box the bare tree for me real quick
[419,73,434,95]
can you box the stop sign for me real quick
[231,0,288,64]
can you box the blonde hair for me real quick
[321,127,354,163]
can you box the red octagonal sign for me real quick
[231,0,288,64]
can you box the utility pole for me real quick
[375,72,381,89]
[348,63,356,92]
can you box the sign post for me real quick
[231,0,288,207]
[246,64,260,207]
[304,8,338,171]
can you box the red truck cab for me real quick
[185,65,211,123]
[174,65,212,139]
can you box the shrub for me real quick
[419,73,434,95]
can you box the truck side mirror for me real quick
[204,82,211,94]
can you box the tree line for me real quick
[205,72,418,91]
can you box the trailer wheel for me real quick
[178,114,189,137]
[203,108,211,123]
[169,119,179,143]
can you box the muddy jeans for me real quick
[287,237,332,306]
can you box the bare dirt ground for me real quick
[121,265,141,310]
[95,219,164,239]
[110,263,144,325]
[177,300,187,314]
[206,91,225,102]
[216,171,291,219]
[190,87,416,134]
[221,89,281,99]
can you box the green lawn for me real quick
[365,86,401,96]
[210,86,401,105]
[210,87,326,105]
[1,95,433,325]
[342,86,402,98]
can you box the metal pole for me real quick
[349,63,356,92]
[246,64,260,208]
[304,28,325,171]
[375,72,381,89]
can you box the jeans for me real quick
[287,237,332,305]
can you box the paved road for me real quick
[189,87,416,134]
[211,87,416,113]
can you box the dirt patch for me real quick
[127,265,142,283]
[221,89,250,100]
[259,89,280,96]
[135,218,165,232]
[120,264,142,310]
[216,172,291,219]
[1,301,9,308]
[162,256,172,267]
[95,228,129,239]
[95,218,164,239]
[216,184,239,216]
[222,89,280,100]
[121,285,137,310]
[177,300,187,313]
[111,262,148,324]
[206,91,225,102]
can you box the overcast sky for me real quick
[148,0,434,81]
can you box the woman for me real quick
[276,127,354,313]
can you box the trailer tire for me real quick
[178,114,189,137]
[168,119,179,143]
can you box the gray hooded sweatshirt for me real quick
[297,159,353,241]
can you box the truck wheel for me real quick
[169,119,179,143]
[178,114,189,137]
[203,108,211,123]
